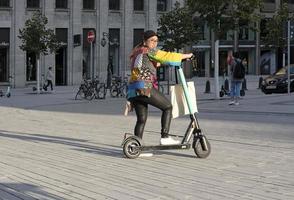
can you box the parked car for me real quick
[261,64,294,94]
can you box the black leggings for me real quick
[44,80,53,90]
[129,88,172,139]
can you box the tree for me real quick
[186,0,262,99]
[187,0,262,42]
[262,3,294,51]
[18,11,60,93]
[157,2,200,52]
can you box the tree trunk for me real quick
[233,21,239,53]
[214,39,220,99]
[36,55,40,94]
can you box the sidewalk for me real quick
[1,75,293,115]
[0,76,293,200]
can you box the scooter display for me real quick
[122,58,211,159]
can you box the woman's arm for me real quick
[148,49,193,67]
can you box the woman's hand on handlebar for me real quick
[182,53,194,60]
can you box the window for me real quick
[27,0,40,8]
[56,0,68,9]
[133,29,144,47]
[56,28,68,44]
[157,0,167,12]
[0,0,9,7]
[109,0,120,10]
[26,52,37,81]
[260,18,270,40]
[134,0,144,11]
[83,0,95,10]
[239,20,249,40]
[109,29,120,75]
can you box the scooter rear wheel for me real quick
[193,135,211,158]
[123,137,141,159]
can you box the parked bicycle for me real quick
[75,78,106,100]
[110,76,128,97]
[0,76,12,98]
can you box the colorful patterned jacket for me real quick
[127,47,182,99]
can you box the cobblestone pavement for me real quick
[0,76,293,200]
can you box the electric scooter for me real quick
[122,58,211,159]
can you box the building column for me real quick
[97,0,109,80]
[69,0,82,85]
[12,0,25,87]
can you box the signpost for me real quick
[87,30,95,80]
[287,21,291,95]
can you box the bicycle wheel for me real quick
[75,88,85,100]
[97,84,106,99]
[85,87,95,100]
[110,85,119,97]
[119,85,127,97]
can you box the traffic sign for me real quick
[87,30,95,43]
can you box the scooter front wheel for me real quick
[193,135,211,158]
[123,137,141,159]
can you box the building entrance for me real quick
[0,47,8,82]
[55,47,67,85]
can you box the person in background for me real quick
[107,57,114,88]
[229,52,243,105]
[127,30,193,145]
[43,67,54,91]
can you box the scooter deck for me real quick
[140,144,191,151]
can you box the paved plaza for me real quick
[0,76,293,200]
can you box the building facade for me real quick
[192,0,294,78]
[0,0,183,88]
[0,0,293,88]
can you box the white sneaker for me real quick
[228,100,235,105]
[139,153,153,157]
[160,137,181,145]
[234,101,240,105]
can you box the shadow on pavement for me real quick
[0,182,64,200]
[0,130,122,158]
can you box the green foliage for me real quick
[262,3,294,49]
[187,0,262,39]
[18,11,60,56]
[157,2,200,51]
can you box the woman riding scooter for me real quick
[127,30,193,145]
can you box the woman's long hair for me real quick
[129,42,144,60]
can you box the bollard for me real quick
[258,77,263,89]
[242,78,247,90]
[204,80,211,93]
[224,78,229,91]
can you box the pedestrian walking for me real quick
[107,57,113,88]
[229,52,245,105]
[127,30,193,145]
[43,67,54,91]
